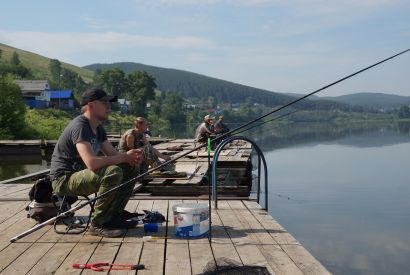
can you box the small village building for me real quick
[118,98,131,112]
[15,80,50,109]
[48,90,75,109]
[15,80,74,109]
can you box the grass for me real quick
[0,43,94,81]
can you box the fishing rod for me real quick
[232,109,300,137]
[10,48,409,243]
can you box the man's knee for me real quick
[101,165,124,186]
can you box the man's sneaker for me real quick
[88,223,125,238]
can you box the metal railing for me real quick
[211,136,268,210]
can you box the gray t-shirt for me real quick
[50,115,107,179]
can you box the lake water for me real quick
[1,121,409,274]
[255,121,410,275]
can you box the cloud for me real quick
[0,30,219,58]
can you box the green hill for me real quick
[0,43,94,82]
[322,93,410,109]
[84,62,349,110]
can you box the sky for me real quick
[0,0,409,97]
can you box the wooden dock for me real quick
[0,139,254,197]
[0,137,172,156]
[0,183,330,274]
[0,138,330,274]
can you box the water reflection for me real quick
[261,121,410,275]
[0,154,48,181]
[250,121,410,151]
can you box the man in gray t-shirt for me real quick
[51,87,143,238]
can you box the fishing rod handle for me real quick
[10,215,59,243]
[10,203,82,243]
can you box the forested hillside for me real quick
[322,93,410,109]
[84,62,349,110]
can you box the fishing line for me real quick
[11,48,410,242]
[232,109,300,137]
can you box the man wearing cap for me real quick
[50,87,143,237]
[194,114,215,144]
[214,115,230,135]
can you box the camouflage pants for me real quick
[52,164,140,225]
[141,144,174,172]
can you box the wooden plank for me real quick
[211,243,242,264]
[0,243,32,272]
[82,242,120,275]
[257,244,304,275]
[0,201,27,224]
[189,242,214,275]
[0,213,46,252]
[139,242,165,274]
[242,200,300,245]
[54,242,99,275]
[165,243,191,275]
[208,204,231,244]
[0,242,54,275]
[235,244,275,274]
[227,200,277,245]
[29,242,77,275]
[113,242,144,275]
[0,184,31,199]
[216,201,254,245]
[281,245,331,275]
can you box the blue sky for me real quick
[0,0,409,96]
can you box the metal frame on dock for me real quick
[211,136,268,210]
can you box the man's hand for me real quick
[125,149,143,166]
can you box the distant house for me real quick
[49,90,75,109]
[118,98,131,112]
[15,80,50,109]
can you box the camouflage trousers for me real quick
[141,144,174,172]
[52,164,140,225]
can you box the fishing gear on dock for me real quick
[72,262,145,271]
[10,48,409,243]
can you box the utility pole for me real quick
[58,74,62,108]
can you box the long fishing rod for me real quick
[11,48,409,243]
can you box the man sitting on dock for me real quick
[194,114,216,144]
[118,116,173,172]
[50,87,143,238]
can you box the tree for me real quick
[10,51,21,66]
[0,48,2,60]
[49,59,62,84]
[126,71,156,117]
[0,76,27,138]
[398,105,410,118]
[160,91,186,124]
[99,68,127,97]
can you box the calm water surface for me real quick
[1,121,409,274]
[257,122,410,275]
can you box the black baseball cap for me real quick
[80,87,118,106]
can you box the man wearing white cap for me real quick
[194,114,215,143]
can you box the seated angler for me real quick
[50,87,143,238]
[194,114,216,144]
[118,117,173,172]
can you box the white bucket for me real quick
[173,203,209,238]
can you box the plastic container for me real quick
[173,203,209,238]
[144,223,159,232]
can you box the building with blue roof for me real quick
[49,90,74,109]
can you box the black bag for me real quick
[26,175,78,223]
